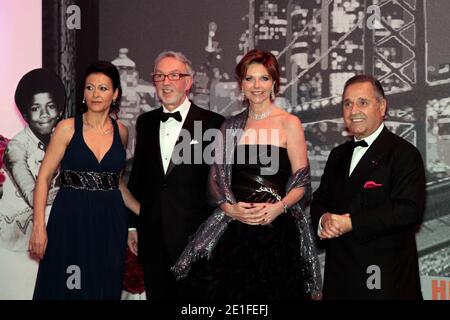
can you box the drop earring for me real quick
[82,97,86,104]
[270,86,275,101]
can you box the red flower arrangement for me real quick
[122,247,145,294]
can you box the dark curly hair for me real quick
[14,68,66,120]
[81,61,122,116]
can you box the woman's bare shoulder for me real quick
[53,118,75,142]
[273,107,302,129]
[116,120,129,146]
[56,117,75,130]
[116,120,129,132]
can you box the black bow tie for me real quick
[352,140,368,148]
[160,111,182,122]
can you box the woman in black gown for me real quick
[29,61,140,299]
[173,50,322,300]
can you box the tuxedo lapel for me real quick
[165,104,201,177]
[341,141,354,179]
[151,108,165,176]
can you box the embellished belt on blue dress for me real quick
[60,169,120,191]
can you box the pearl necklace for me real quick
[248,106,272,120]
[83,114,112,135]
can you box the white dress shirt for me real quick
[318,123,385,236]
[159,97,191,173]
[348,123,384,176]
[129,98,191,232]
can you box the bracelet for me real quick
[280,200,288,214]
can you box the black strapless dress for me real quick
[185,145,306,300]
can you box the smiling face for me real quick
[241,63,273,107]
[84,73,118,113]
[154,57,193,111]
[342,81,386,139]
[27,92,60,136]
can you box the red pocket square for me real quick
[363,181,383,189]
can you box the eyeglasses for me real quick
[152,73,191,82]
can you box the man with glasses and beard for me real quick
[127,51,224,299]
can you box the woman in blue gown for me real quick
[29,61,140,299]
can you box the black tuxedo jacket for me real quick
[127,103,224,285]
[311,127,425,299]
